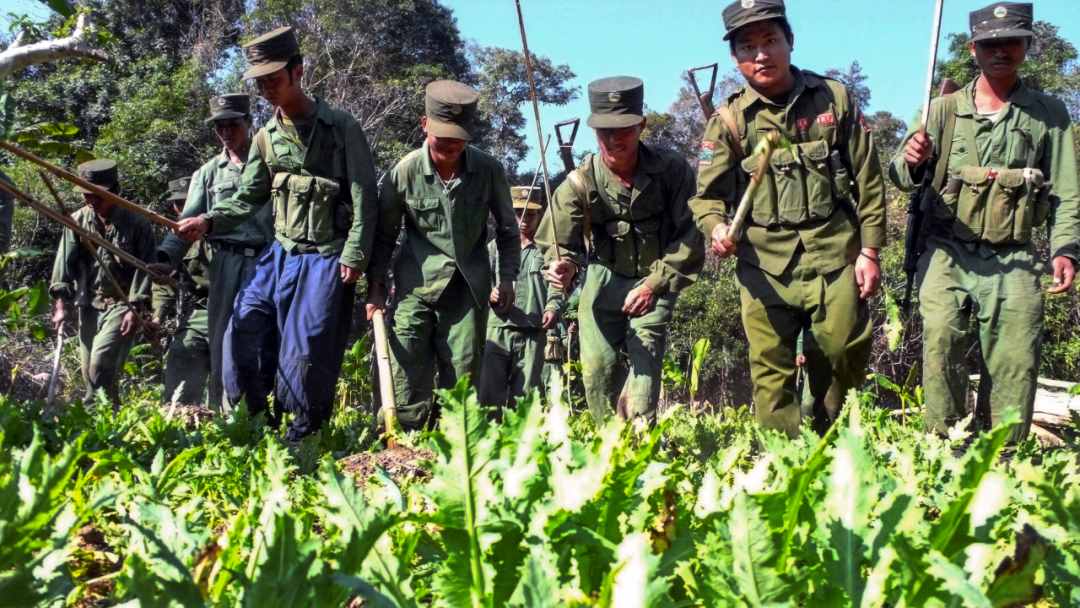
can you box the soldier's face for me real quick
[422,118,467,167]
[596,124,643,168]
[970,38,1028,80]
[517,209,540,238]
[83,193,114,218]
[213,118,250,152]
[732,21,793,92]
[255,65,302,108]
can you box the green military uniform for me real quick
[889,3,1080,441]
[49,160,156,405]
[539,76,704,423]
[478,187,563,408]
[371,80,520,429]
[690,0,886,437]
[157,94,272,410]
[154,177,212,404]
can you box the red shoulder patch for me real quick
[815,112,836,127]
[796,117,811,133]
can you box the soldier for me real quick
[49,160,156,406]
[689,0,886,437]
[153,176,212,405]
[890,2,1079,442]
[540,76,704,424]
[156,94,272,410]
[478,185,562,409]
[366,80,520,430]
[175,27,379,441]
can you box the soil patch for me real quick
[339,445,434,487]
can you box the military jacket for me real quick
[204,98,378,270]
[488,240,563,330]
[370,143,520,307]
[889,79,1080,260]
[152,239,211,320]
[539,142,703,295]
[49,206,156,309]
[158,150,272,266]
[690,68,886,277]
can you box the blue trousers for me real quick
[223,242,353,439]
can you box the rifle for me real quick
[900,0,953,314]
[45,321,64,408]
[554,118,579,173]
[687,63,719,118]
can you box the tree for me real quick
[467,44,577,177]
[937,21,1080,119]
[0,13,107,79]
[642,69,742,168]
[824,61,870,112]
[865,110,907,162]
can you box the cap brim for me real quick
[243,60,288,80]
[587,113,645,129]
[426,118,471,141]
[970,29,1033,43]
[723,15,790,40]
[205,110,247,124]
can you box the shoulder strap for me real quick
[565,156,593,254]
[255,128,275,167]
[931,94,959,192]
[714,105,743,162]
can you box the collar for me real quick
[738,66,818,110]
[268,96,333,132]
[421,141,475,178]
[956,76,1034,117]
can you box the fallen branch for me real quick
[0,13,107,79]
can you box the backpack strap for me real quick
[931,94,959,192]
[564,156,594,256]
[254,128,274,166]
[714,105,743,162]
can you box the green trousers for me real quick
[207,246,262,410]
[918,238,1041,442]
[578,265,675,424]
[78,303,136,405]
[163,308,210,404]
[737,259,872,438]
[389,274,486,430]
[478,325,544,409]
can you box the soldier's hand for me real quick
[494,284,514,314]
[365,281,387,321]
[340,264,361,284]
[119,310,138,337]
[488,286,501,306]
[855,249,881,299]
[622,283,656,317]
[542,309,558,330]
[1048,256,1076,294]
[903,131,933,168]
[545,260,577,291]
[51,300,67,331]
[176,216,210,242]
[711,224,736,258]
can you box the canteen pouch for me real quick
[951,166,1048,244]
[272,173,342,244]
[604,216,662,277]
[544,334,565,363]
[745,139,836,227]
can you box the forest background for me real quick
[0,0,1078,407]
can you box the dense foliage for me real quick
[0,380,1077,606]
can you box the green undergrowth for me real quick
[0,382,1077,607]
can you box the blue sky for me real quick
[4,0,1078,166]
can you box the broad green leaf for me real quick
[729,493,785,606]
[925,550,992,608]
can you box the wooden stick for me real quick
[0,140,180,231]
[371,309,398,447]
[726,132,779,241]
[0,179,174,287]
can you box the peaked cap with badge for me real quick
[586,76,645,129]
[206,94,251,123]
[969,2,1034,42]
[511,186,543,211]
[75,159,118,193]
[425,80,479,141]
[242,26,300,80]
[722,0,788,41]
[167,176,192,202]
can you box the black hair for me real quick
[729,18,794,54]
[285,55,303,83]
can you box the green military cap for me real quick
[242,26,300,80]
[425,80,479,141]
[722,0,788,41]
[75,159,118,194]
[166,176,191,202]
[586,76,645,129]
[970,2,1034,43]
[206,93,250,124]
[511,186,543,211]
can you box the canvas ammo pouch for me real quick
[943,166,1048,245]
[743,139,839,228]
[601,213,663,278]
[544,333,565,363]
[271,172,342,245]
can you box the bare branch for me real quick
[0,13,108,79]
